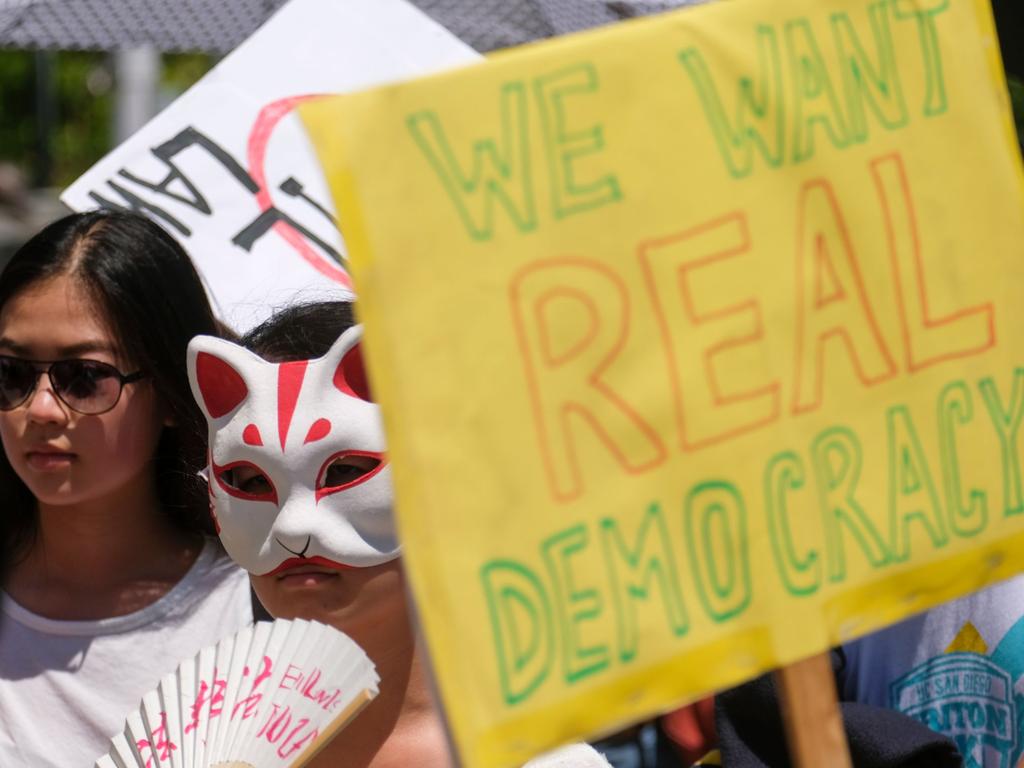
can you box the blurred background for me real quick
[0,0,1020,267]
[0,48,214,254]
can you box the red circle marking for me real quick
[247,94,352,288]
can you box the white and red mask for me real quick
[186,327,399,575]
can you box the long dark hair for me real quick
[241,301,357,362]
[0,210,222,568]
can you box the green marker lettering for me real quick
[764,451,821,596]
[812,426,891,581]
[534,63,622,219]
[832,2,908,141]
[407,81,536,241]
[893,0,950,116]
[600,503,688,663]
[678,25,785,179]
[938,381,986,536]
[542,524,610,684]
[683,481,752,622]
[887,405,948,561]
[979,370,1024,516]
[785,18,851,163]
[480,559,554,705]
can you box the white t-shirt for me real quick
[526,744,612,767]
[0,538,253,767]
[843,574,1024,768]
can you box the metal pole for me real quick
[33,50,55,187]
[113,45,160,143]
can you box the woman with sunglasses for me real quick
[0,210,253,766]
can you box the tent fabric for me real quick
[0,0,1016,78]
[412,0,705,52]
[0,0,703,54]
[0,0,290,53]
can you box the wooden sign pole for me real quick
[774,652,853,768]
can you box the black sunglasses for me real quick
[0,356,146,415]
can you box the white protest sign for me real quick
[62,0,480,331]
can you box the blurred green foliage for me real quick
[52,52,115,186]
[162,53,216,96]
[0,50,213,187]
[0,51,46,180]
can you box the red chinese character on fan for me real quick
[136,712,178,767]
[232,655,274,721]
[184,668,228,734]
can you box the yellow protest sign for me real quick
[300,0,1024,764]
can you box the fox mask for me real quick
[186,326,399,575]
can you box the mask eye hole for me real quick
[317,451,384,496]
[213,460,277,503]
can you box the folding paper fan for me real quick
[94,618,379,768]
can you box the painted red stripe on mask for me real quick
[277,360,309,450]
